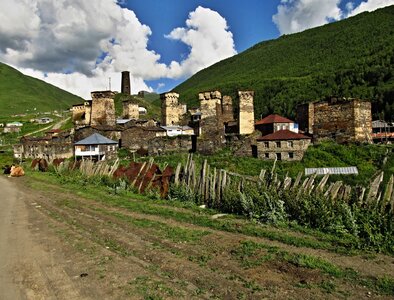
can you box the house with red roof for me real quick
[255,114,298,136]
[256,130,311,161]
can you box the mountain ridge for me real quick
[174,6,394,120]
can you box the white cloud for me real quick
[165,6,237,78]
[347,0,394,16]
[273,0,342,35]
[273,0,394,35]
[0,1,236,98]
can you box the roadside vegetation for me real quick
[22,168,394,298]
[22,140,394,255]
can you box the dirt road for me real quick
[1,174,393,299]
[0,176,84,300]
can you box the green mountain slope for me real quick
[174,5,394,120]
[0,63,83,116]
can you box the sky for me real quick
[0,0,393,99]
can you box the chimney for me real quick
[121,71,131,95]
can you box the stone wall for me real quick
[197,102,225,154]
[257,139,311,161]
[121,126,164,151]
[313,98,372,143]
[90,91,116,127]
[161,92,184,126]
[19,140,73,161]
[122,100,139,119]
[148,136,192,155]
[98,144,118,160]
[74,126,121,143]
[121,126,191,155]
[238,91,255,135]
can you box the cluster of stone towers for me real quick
[194,90,255,153]
[72,91,117,128]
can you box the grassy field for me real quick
[0,63,82,115]
[16,169,394,299]
[0,113,63,147]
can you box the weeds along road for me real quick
[1,173,394,299]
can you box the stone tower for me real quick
[161,92,183,126]
[199,91,222,119]
[122,100,139,119]
[238,91,255,135]
[221,95,234,123]
[121,71,131,95]
[90,91,116,127]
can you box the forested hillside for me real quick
[0,63,82,116]
[174,5,394,120]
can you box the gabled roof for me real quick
[74,133,118,145]
[255,114,294,125]
[257,130,311,141]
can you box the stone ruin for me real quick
[297,97,372,143]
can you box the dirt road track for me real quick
[0,176,83,300]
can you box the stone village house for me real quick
[256,130,311,161]
[252,114,310,161]
[13,129,73,160]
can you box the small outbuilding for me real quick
[74,133,118,161]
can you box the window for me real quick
[289,152,294,159]
[265,153,269,158]
[276,153,282,160]
[276,141,281,148]
[287,141,293,148]
[264,142,269,148]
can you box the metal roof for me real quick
[257,130,311,141]
[74,133,118,145]
[161,126,193,131]
[255,114,294,125]
[116,119,132,124]
[305,167,358,176]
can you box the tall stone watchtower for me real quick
[121,71,131,95]
[199,91,222,119]
[90,91,116,127]
[238,91,255,135]
[161,92,184,126]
